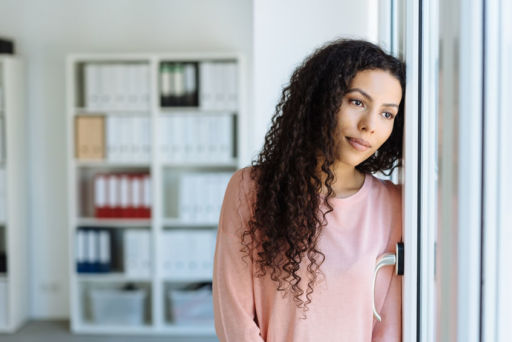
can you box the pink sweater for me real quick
[213,167,402,342]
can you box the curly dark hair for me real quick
[242,38,406,316]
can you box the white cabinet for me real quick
[67,53,244,336]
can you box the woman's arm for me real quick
[212,169,265,342]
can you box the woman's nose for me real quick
[357,112,376,134]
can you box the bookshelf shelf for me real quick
[74,160,151,168]
[67,52,243,336]
[158,107,236,114]
[0,56,29,333]
[76,218,151,228]
[161,160,238,168]
[161,218,217,228]
[77,273,152,283]
[161,276,212,282]
[73,323,155,335]
[74,108,151,116]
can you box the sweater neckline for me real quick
[318,173,371,203]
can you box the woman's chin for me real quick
[337,156,366,168]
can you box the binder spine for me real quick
[76,229,86,273]
[98,229,111,273]
[142,174,151,218]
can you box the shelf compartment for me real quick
[159,230,216,281]
[75,167,151,219]
[74,113,152,165]
[162,168,232,222]
[73,61,151,111]
[159,61,199,107]
[75,228,152,278]
[158,112,237,165]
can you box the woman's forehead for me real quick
[348,69,402,103]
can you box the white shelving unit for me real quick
[66,53,244,336]
[0,56,29,333]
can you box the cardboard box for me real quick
[75,115,105,160]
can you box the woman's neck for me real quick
[316,160,365,198]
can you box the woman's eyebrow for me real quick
[345,88,399,108]
[346,88,373,101]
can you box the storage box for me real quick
[75,115,105,160]
[167,287,214,325]
[89,287,147,325]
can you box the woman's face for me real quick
[335,69,403,167]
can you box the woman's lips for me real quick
[346,137,371,152]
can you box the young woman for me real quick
[213,39,405,341]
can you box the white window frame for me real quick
[402,0,420,341]
[391,0,439,340]
[496,1,512,338]
[377,0,436,340]
[418,0,439,341]
[387,0,510,341]
[482,0,512,341]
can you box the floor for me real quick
[0,321,219,342]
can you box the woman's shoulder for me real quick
[369,174,403,238]
[219,167,259,236]
[224,166,259,207]
[228,166,258,192]
[368,174,403,207]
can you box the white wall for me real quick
[251,0,372,158]
[0,0,253,319]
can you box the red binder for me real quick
[94,172,150,219]
[107,174,120,218]
[119,173,130,218]
[94,174,108,218]
[130,174,142,218]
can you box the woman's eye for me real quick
[350,99,363,106]
[382,112,395,119]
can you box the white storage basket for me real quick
[167,286,214,325]
[89,287,147,325]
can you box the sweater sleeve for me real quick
[212,168,265,342]
[372,181,403,342]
